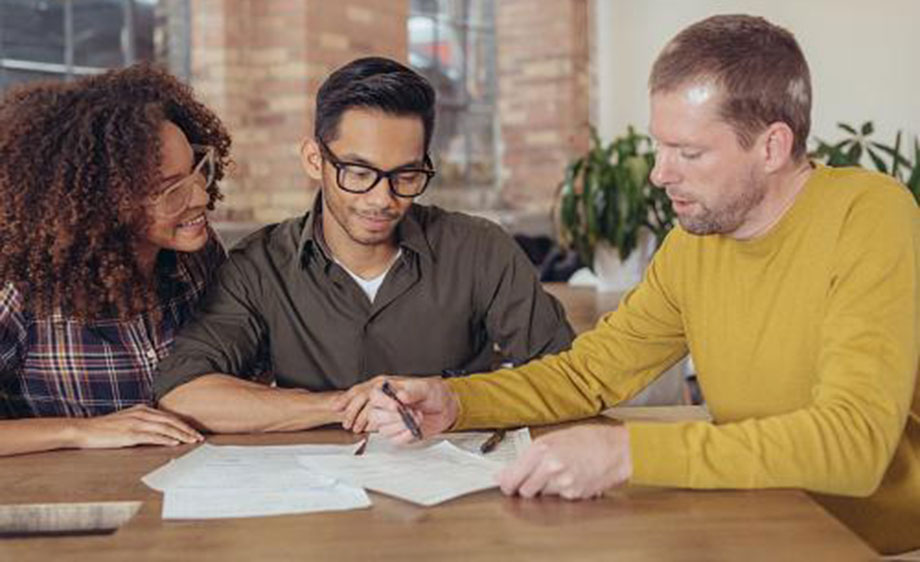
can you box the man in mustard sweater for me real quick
[368,14,920,555]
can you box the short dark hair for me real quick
[314,56,436,152]
[650,14,812,159]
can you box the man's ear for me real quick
[300,138,323,181]
[761,122,796,174]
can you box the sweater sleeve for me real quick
[630,191,919,496]
[448,230,688,428]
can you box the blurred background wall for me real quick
[594,0,920,160]
[2,0,917,243]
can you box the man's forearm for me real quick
[158,374,343,433]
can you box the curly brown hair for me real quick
[0,63,231,321]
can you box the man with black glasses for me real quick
[154,57,574,434]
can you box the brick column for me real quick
[495,0,591,215]
[190,0,407,224]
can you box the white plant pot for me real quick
[592,229,655,292]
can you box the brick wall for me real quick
[189,0,408,224]
[495,0,591,217]
[189,0,591,232]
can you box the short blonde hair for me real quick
[650,15,812,159]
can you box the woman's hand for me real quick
[69,404,204,449]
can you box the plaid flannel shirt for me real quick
[0,236,225,418]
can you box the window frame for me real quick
[408,0,498,192]
[0,0,189,88]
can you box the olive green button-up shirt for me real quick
[154,199,574,397]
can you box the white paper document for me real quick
[362,427,532,466]
[142,443,371,520]
[143,443,360,491]
[298,441,504,506]
[161,486,370,520]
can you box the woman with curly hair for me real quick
[0,64,232,455]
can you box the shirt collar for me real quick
[298,194,435,266]
[297,193,329,264]
[395,206,435,262]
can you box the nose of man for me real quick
[362,177,399,210]
[650,152,678,189]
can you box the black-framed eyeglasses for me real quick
[318,139,436,198]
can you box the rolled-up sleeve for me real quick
[154,252,268,400]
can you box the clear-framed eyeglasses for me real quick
[146,144,216,218]
[318,139,435,198]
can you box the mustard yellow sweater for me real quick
[448,166,920,554]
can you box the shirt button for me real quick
[146,349,157,360]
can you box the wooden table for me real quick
[0,426,876,561]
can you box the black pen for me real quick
[479,429,506,454]
[381,381,423,440]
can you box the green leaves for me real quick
[866,147,888,174]
[561,119,918,271]
[811,121,920,205]
[557,126,673,268]
[908,138,920,201]
[839,122,858,135]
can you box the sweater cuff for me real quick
[627,421,691,487]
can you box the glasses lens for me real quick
[148,146,216,217]
[160,179,194,216]
[194,147,215,189]
[391,170,430,196]
[338,164,378,192]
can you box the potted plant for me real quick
[812,121,920,203]
[557,126,674,291]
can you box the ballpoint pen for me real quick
[381,381,423,440]
[479,429,506,454]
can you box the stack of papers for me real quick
[141,429,533,517]
[362,427,532,465]
[298,441,504,506]
[142,443,370,520]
